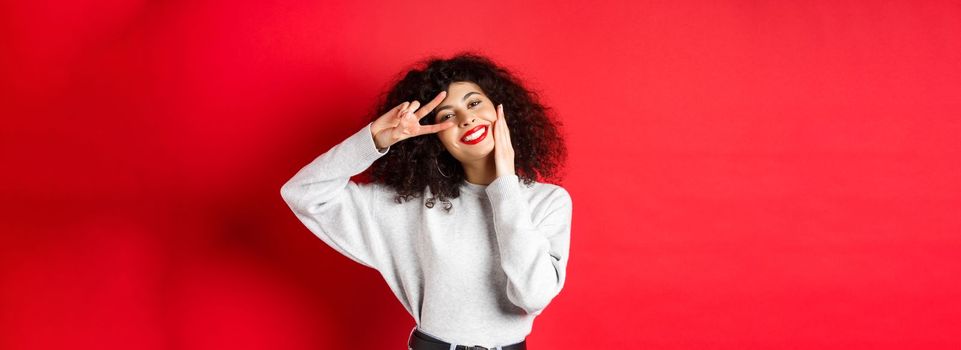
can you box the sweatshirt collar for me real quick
[459,179,489,197]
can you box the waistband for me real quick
[407,325,527,350]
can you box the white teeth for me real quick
[463,127,486,142]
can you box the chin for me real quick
[453,147,494,163]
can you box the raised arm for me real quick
[281,94,454,270]
[280,122,391,269]
[486,175,573,315]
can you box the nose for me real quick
[459,111,479,126]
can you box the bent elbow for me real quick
[521,300,549,316]
[280,182,305,209]
[507,287,556,315]
[280,183,293,203]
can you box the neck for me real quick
[461,154,496,185]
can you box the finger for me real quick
[497,104,511,142]
[406,100,421,117]
[498,104,509,130]
[393,101,409,114]
[390,102,410,126]
[394,102,409,117]
[385,102,406,121]
[415,91,447,119]
[495,104,504,135]
[417,120,456,135]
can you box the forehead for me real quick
[444,81,485,98]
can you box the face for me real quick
[433,81,497,163]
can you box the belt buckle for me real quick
[466,346,490,350]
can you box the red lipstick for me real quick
[460,125,489,145]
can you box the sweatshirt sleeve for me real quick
[280,122,390,270]
[486,174,573,315]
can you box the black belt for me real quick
[408,328,527,350]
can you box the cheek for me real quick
[479,105,497,120]
[438,130,458,146]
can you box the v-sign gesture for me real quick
[371,91,456,150]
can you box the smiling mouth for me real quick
[460,125,488,145]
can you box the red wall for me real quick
[2,0,959,348]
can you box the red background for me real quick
[2,0,960,348]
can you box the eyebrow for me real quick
[434,91,480,115]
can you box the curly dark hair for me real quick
[367,52,567,212]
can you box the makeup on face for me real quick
[433,82,498,162]
[459,124,488,145]
[434,91,482,124]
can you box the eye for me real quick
[468,100,481,108]
[440,113,454,121]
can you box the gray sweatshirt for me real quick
[279,122,573,347]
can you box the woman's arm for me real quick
[280,93,451,271]
[486,175,574,315]
[280,122,390,270]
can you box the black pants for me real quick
[407,326,527,350]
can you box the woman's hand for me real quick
[371,91,456,150]
[492,104,516,178]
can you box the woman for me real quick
[280,53,572,350]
